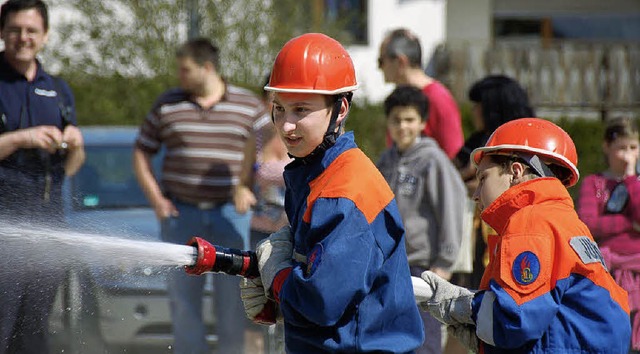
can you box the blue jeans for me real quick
[162,201,251,354]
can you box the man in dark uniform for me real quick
[0,1,85,352]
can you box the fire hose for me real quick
[185,236,432,302]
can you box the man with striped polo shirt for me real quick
[133,38,270,354]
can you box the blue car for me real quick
[49,126,216,353]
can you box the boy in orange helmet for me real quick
[414,118,631,353]
[239,33,424,352]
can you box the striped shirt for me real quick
[136,84,270,204]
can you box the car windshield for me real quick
[71,145,154,210]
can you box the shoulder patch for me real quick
[569,236,608,270]
[498,234,551,302]
[512,251,540,285]
[306,243,323,277]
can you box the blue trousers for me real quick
[0,212,64,354]
[0,265,62,354]
[162,201,251,354]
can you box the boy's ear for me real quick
[335,96,350,125]
[419,119,427,132]
[203,61,216,73]
[510,161,528,184]
[396,54,410,68]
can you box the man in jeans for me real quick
[133,38,270,354]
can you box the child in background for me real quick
[240,33,424,353]
[377,85,466,354]
[577,116,640,352]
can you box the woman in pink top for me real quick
[577,116,640,351]
[251,124,291,240]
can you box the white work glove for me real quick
[256,225,293,300]
[448,324,479,353]
[419,270,475,325]
[240,277,277,324]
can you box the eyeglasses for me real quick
[3,27,44,39]
[378,55,397,69]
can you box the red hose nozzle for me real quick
[185,236,217,275]
[185,236,260,278]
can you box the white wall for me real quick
[493,0,640,16]
[348,0,447,104]
[446,0,491,45]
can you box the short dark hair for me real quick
[176,37,220,70]
[382,28,422,68]
[0,0,48,31]
[604,116,639,144]
[468,75,534,133]
[384,85,429,121]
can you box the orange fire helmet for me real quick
[264,33,358,95]
[471,118,580,187]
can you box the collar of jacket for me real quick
[0,51,45,82]
[480,177,574,235]
[286,131,356,171]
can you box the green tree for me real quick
[44,0,354,125]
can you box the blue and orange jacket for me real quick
[472,177,631,353]
[273,132,424,353]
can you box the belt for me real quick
[170,195,228,210]
[194,201,224,210]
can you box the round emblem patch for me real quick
[512,251,540,285]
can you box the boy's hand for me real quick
[419,270,475,325]
[240,277,277,324]
[621,149,638,177]
[257,225,293,300]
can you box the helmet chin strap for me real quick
[517,153,556,179]
[291,96,345,165]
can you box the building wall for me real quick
[441,0,640,119]
[446,0,492,46]
[493,0,640,16]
